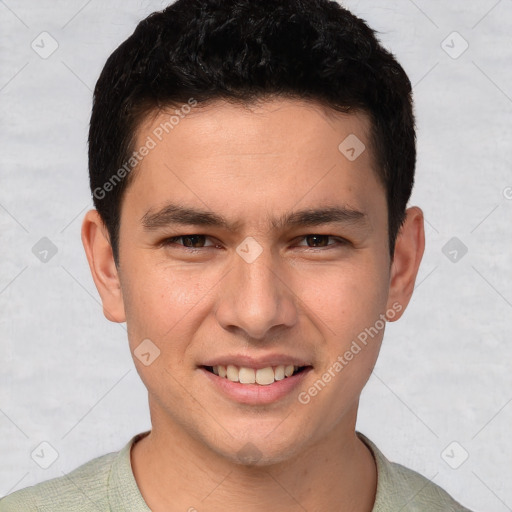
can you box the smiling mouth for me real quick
[202,364,310,385]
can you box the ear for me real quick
[81,209,126,323]
[385,206,425,321]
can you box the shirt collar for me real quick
[107,430,152,511]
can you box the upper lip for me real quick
[201,354,312,370]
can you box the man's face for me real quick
[115,98,396,464]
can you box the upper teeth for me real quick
[212,364,298,385]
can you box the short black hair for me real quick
[88,0,416,265]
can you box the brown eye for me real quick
[180,235,207,248]
[297,235,346,248]
[305,235,330,247]
[162,235,215,249]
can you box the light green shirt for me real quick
[0,431,473,511]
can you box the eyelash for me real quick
[160,234,349,252]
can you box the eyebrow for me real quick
[141,202,368,232]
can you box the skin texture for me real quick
[82,98,425,511]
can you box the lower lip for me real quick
[199,367,312,405]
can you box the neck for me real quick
[131,408,377,512]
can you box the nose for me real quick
[214,247,298,341]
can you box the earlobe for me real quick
[386,206,425,321]
[81,209,126,323]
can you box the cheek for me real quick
[121,260,220,355]
[302,267,388,412]
[298,259,389,331]
[301,258,389,396]
[121,266,205,395]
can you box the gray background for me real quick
[1,1,511,510]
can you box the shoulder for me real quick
[0,450,118,512]
[382,459,472,511]
[357,433,474,512]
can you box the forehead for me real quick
[122,97,384,228]
[136,97,373,155]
